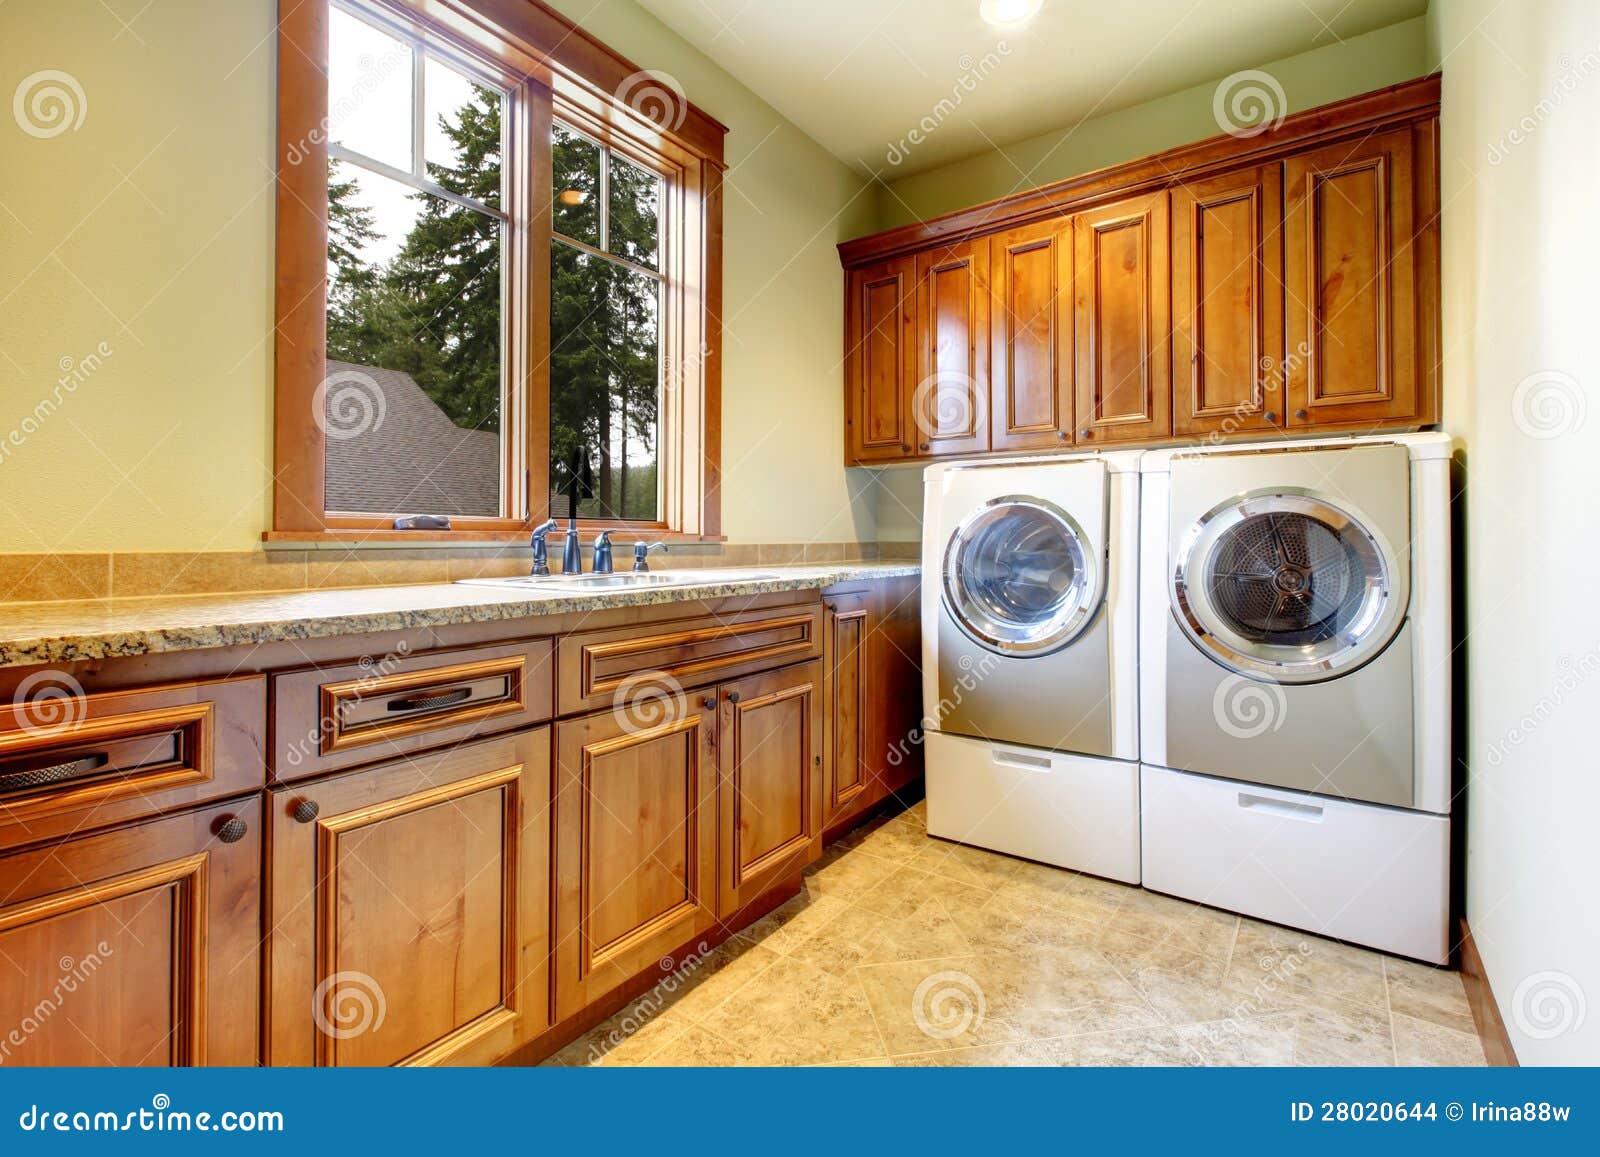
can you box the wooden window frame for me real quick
[272,0,725,544]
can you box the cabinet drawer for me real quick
[556,604,823,716]
[0,674,264,850]
[272,639,553,783]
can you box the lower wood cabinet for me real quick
[265,728,551,1066]
[717,661,823,916]
[0,796,261,1066]
[552,697,719,1022]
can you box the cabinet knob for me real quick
[727,690,742,704]
[901,444,910,452]
[919,442,930,452]
[291,798,320,824]
[214,815,248,844]
[1264,411,1278,422]
[1056,430,1068,440]
[701,696,716,710]
[1079,428,1092,439]
[1294,408,1308,420]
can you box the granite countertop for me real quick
[0,563,921,669]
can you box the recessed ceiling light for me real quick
[980,0,1042,28]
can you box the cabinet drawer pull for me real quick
[214,815,249,843]
[0,753,110,796]
[291,798,320,824]
[385,687,473,714]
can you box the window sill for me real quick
[261,529,728,551]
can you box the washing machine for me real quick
[1139,432,1452,961]
[922,451,1141,882]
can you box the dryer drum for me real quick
[1173,492,1403,684]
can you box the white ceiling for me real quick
[638,0,1427,177]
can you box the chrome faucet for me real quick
[528,519,558,576]
[632,541,669,572]
[592,529,616,574]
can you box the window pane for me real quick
[549,241,660,522]
[551,123,600,247]
[425,57,502,210]
[328,6,414,171]
[607,153,660,270]
[326,159,503,517]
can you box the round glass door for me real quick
[1173,491,1404,683]
[942,496,1100,656]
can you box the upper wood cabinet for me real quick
[553,697,719,1022]
[838,76,1441,463]
[265,729,550,1066]
[0,798,260,1066]
[1284,126,1430,428]
[989,219,1074,451]
[845,255,917,462]
[1073,189,1172,444]
[1171,163,1286,436]
[717,661,823,917]
[913,240,990,456]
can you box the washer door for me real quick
[942,496,1102,656]
[1173,491,1404,683]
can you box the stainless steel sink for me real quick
[455,569,784,591]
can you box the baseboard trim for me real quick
[1459,917,1518,1067]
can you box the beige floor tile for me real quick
[1104,889,1240,960]
[991,864,1131,927]
[891,1040,1055,1066]
[662,939,785,1023]
[697,957,887,1065]
[905,838,1027,892]
[852,864,992,921]
[950,890,1099,955]
[1179,1013,1300,1065]
[1227,922,1388,1013]
[803,844,901,901]
[1036,1026,1205,1067]
[831,813,928,863]
[733,891,853,957]
[1384,956,1477,1036]
[1288,1002,1396,1066]
[1393,1011,1487,1066]
[543,1005,691,1066]
[646,1022,764,1066]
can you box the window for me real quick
[271,0,724,542]
[549,124,663,522]
[323,4,508,518]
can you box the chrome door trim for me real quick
[941,494,1104,657]
[1171,487,1406,684]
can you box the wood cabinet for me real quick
[716,661,823,916]
[1172,163,1285,436]
[553,696,719,1021]
[265,729,550,1066]
[844,255,916,462]
[823,576,923,834]
[1284,126,1429,428]
[839,76,1441,463]
[989,218,1074,451]
[0,797,261,1066]
[1073,189,1172,444]
[913,239,989,456]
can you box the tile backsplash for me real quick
[0,541,919,604]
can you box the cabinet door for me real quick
[864,575,924,804]
[913,239,989,456]
[717,661,823,916]
[989,219,1073,451]
[266,729,550,1066]
[845,255,916,463]
[1073,190,1172,443]
[554,697,718,1020]
[0,797,260,1065]
[1172,164,1285,437]
[1284,127,1422,428]
[823,593,870,827]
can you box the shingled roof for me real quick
[324,360,499,517]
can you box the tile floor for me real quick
[544,799,1486,1067]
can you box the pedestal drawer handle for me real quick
[0,753,109,796]
[385,687,473,714]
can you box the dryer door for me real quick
[1173,490,1405,684]
[943,496,1102,656]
